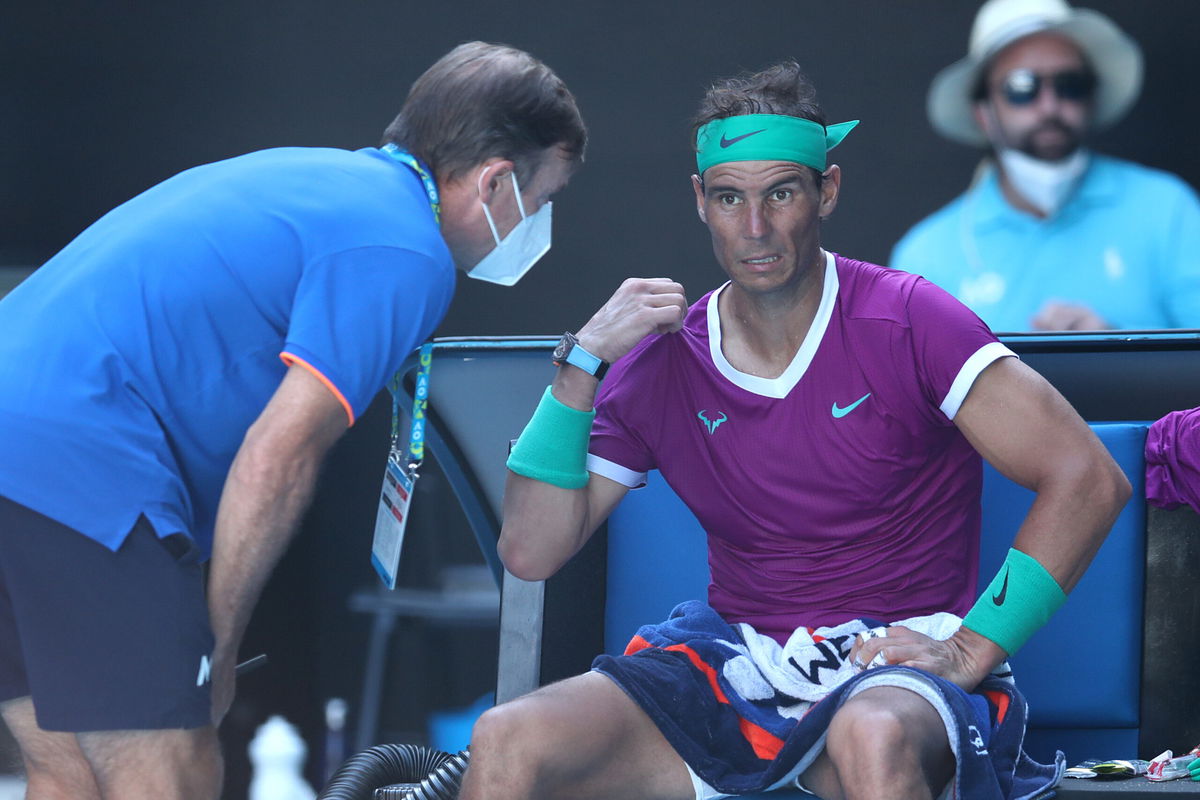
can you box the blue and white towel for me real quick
[592,600,1063,798]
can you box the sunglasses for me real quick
[998,69,1096,106]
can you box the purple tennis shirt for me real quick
[588,252,1014,643]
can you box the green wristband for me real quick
[963,548,1067,655]
[506,386,595,490]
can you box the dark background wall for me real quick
[4,2,1197,335]
[2,2,1196,796]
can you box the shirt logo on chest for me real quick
[697,409,728,435]
[831,393,871,419]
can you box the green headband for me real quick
[695,114,859,174]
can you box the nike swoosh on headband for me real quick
[720,129,766,148]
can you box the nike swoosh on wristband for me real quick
[831,393,871,418]
[992,566,1010,606]
[720,129,767,148]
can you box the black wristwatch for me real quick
[552,331,609,379]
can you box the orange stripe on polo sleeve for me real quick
[280,352,355,427]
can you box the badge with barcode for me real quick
[371,460,413,589]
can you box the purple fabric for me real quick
[1146,407,1200,513]
[590,254,1010,643]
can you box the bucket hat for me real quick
[928,0,1143,146]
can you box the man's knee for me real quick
[827,688,947,759]
[468,698,546,782]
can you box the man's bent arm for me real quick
[500,365,629,581]
[948,356,1131,683]
[206,364,349,724]
[500,278,688,581]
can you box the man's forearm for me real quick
[206,434,325,659]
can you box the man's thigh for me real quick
[473,671,696,800]
[0,496,212,732]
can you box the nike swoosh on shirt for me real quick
[831,393,871,418]
[720,129,766,148]
[992,566,1010,606]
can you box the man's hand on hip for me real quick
[850,624,1006,692]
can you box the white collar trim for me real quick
[706,250,839,398]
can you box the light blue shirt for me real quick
[891,154,1200,332]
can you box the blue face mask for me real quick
[468,171,552,287]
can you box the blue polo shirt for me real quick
[0,146,455,557]
[891,154,1200,332]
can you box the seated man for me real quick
[891,0,1200,331]
[461,61,1130,800]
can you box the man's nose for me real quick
[744,201,770,238]
[1032,81,1064,114]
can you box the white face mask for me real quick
[467,171,552,286]
[996,147,1090,217]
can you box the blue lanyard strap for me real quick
[381,144,441,225]
[389,342,434,473]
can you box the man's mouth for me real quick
[742,255,781,265]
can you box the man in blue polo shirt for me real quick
[0,41,585,799]
[891,0,1200,332]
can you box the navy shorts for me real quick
[0,495,213,731]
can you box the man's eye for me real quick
[772,190,792,202]
[719,194,741,206]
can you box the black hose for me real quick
[317,743,453,800]
[403,749,470,800]
[318,744,471,800]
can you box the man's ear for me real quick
[818,165,841,219]
[973,101,998,142]
[475,158,516,204]
[691,174,707,223]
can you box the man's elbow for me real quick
[1105,460,1133,514]
[496,528,560,582]
[1087,451,1133,522]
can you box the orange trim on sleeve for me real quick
[279,352,356,427]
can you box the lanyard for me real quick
[380,144,438,475]
[381,144,441,225]
[389,342,434,477]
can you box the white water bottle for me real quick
[249,715,316,800]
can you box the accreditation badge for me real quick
[371,459,414,590]
[371,342,433,589]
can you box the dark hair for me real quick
[691,60,828,183]
[383,42,587,183]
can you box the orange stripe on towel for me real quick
[621,636,785,761]
[984,689,1011,725]
[665,644,730,704]
[625,635,652,656]
[739,717,785,761]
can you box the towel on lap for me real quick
[592,600,1062,798]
